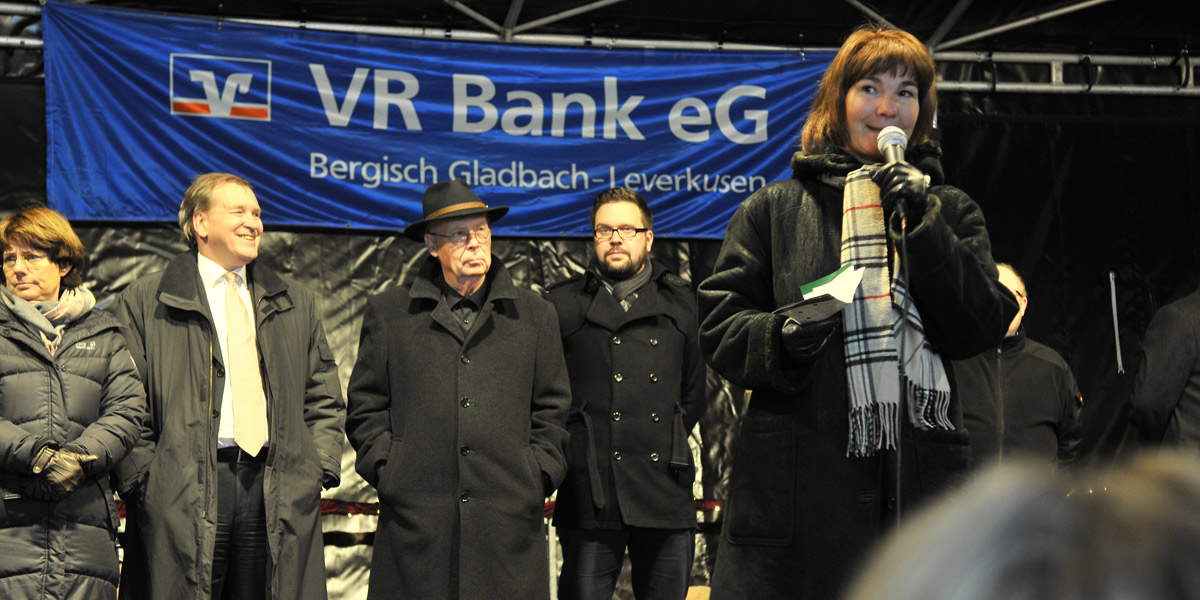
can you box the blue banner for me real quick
[44,1,832,238]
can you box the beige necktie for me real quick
[225,272,267,456]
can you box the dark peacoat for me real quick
[697,144,1018,599]
[112,251,345,600]
[547,263,704,530]
[346,256,570,600]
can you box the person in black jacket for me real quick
[114,173,345,600]
[952,263,1083,467]
[1129,282,1200,448]
[547,188,704,600]
[697,24,1017,599]
[0,205,146,599]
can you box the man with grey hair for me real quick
[347,178,570,600]
[113,172,345,600]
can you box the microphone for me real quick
[876,126,908,164]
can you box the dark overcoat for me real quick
[112,251,345,600]
[547,263,704,530]
[697,145,1018,599]
[0,302,146,599]
[1129,283,1200,447]
[346,256,570,600]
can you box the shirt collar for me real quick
[197,252,248,288]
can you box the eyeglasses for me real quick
[2,251,50,270]
[429,226,492,247]
[593,226,649,241]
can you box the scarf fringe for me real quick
[848,402,899,457]
[905,376,953,430]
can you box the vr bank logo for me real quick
[170,54,271,121]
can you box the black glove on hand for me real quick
[30,443,56,475]
[872,161,929,222]
[781,316,840,360]
[35,449,98,497]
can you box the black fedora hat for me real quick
[403,179,509,241]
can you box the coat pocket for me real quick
[723,427,796,547]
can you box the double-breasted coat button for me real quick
[613,451,622,461]
[612,336,621,345]
[216,367,225,378]
[649,338,659,346]
[612,411,621,422]
[650,453,660,462]
[649,374,658,383]
[460,354,470,364]
[461,397,471,407]
[613,373,623,382]
[460,492,471,503]
[651,413,660,422]
[460,445,471,456]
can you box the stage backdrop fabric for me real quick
[43,1,832,238]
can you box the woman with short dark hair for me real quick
[0,205,146,599]
[698,25,1018,598]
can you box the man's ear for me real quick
[193,210,209,242]
[424,233,438,257]
[644,229,654,253]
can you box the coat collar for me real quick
[581,261,675,331]
[1000,327,1026,353]
[410,254,519,343]
[155,250,292,318]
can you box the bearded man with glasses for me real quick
[546,188,704,600]
[346,178,571,600]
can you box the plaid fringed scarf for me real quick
[839,167,952,458]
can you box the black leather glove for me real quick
[33,448,98,498]
[872,161,929,223]
[30,443,57,475]
[781,316,840,360]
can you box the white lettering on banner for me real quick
[453,74,644,140]
[668,98,712,143]
[551,93,597,138]
[669,86,768,144]
[603,77,644,140]
[449,160,590,189]
[304,152,769,195]
[453,74,499,133]
[310,153,437,189]
[306,68,763,143]
[373,70,423,131]
[310,65,423,130]
[716,85,768,144]
[188,71,253,117]
[310,65,369,127]
[610,166,766,194]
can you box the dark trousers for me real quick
[212,448,268,600]
[557,526,694,600]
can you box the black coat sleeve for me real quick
[1128,303,1198,442]
[697,187,814,393]
[345,296,393,489]
[896,186,1019,360]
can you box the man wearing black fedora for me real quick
[346,178,571,600]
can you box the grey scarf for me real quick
[594,261,653,312]
[1,286,96,355]
[839,166,951,457]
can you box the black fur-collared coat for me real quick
[697,144,1018,599]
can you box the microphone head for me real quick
[876,126,908,153]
